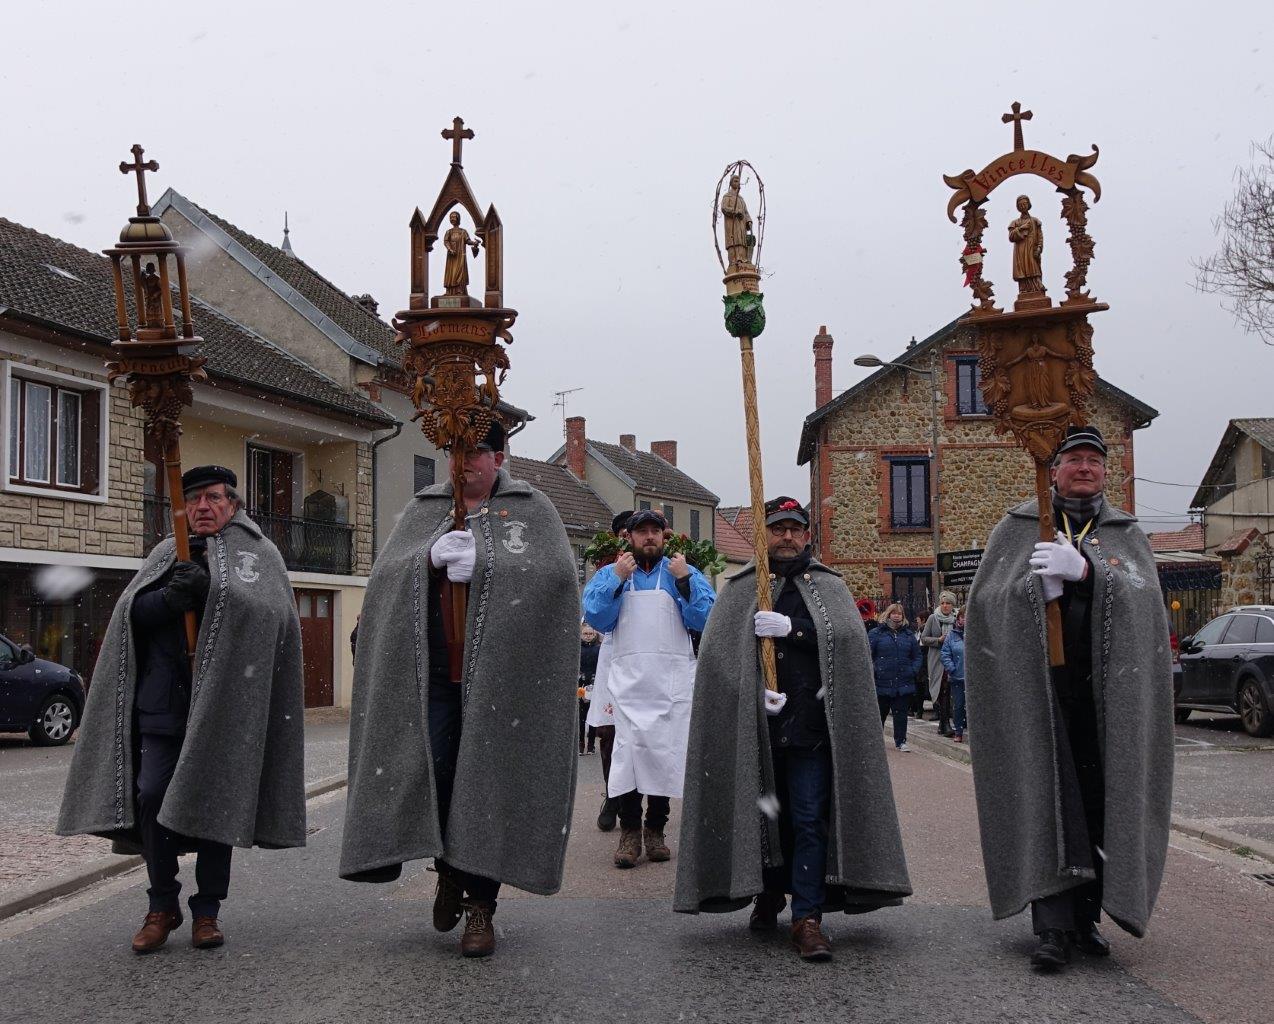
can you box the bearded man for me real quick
[582,508,715,869]
[340,421,579,959]
[675,496,911,962]
[58,466,306,954]
[967,425,1173,970]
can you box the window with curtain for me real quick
[889,458,931,529]
[955,357,989,416]
[7,374,98,494]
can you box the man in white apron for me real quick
[583,508,715,868]
[585,512,630,832]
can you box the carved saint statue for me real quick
[720,174,754,269]
[1005,334,1067,410]
[1007,195,1044,294]
[140,262,164,328]
[442,210,481,295]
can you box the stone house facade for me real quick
[796,320,1158,608]
[1191,419,1274,554]
[0,216,391,707]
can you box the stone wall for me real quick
[355,442,373,575]
[1,347,146,560]
[814,330,1144,598]
[1218,532,1274,608]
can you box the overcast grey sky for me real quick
[3,0,1270,526]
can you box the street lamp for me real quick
[854,354,942,604]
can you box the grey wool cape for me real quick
[966,499,1174,937]
[57,511,307,851]
[674,559,912,915]
[339,469,580,895]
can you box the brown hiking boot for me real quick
[613,827,642,868]
[191,916,224,949]
[749,891,786,931]
[643,827,670,862]
[460,902,495,958]
[791,915,833,961]
[432,872,464,933]
[131,909,182,953]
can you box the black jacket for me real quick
[132,552,206,736]
[579,640,600,684]
[767,549,829,751]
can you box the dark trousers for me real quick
[762,746,833,920]
[950,678,967,734]
[136,732,233,919]
[586,725,597,752]
[878,693,911,747]
[616,790,670,832]
[595,724,616,789]
[428,680,500,907]
[578,700,589,750]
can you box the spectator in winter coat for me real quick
[869,604,923,751]
[940,610,967,742]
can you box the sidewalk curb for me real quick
[0,774,348,923]
[901,727,1274,866]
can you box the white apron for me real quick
[606,566,695,799]
[584,633,615,728]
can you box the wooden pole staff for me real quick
[738,335,779,692]
[1036,463,1066,666]
[165,441,199,659]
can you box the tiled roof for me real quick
[1215,527,1263,557]
[505,455,612,535]
[797,316,1160,465]
[0,217,393,427]
[1192,418,1274,508]
[714,510,754,562]
[719,505,757,547]
[157,191,399,365]
[586,441,719,506]
[1147,523,1206,553]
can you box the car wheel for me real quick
[1174,707,1192,724]
[28,694,77,746]
[1237,678,1274,738]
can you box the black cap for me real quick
[1054,425,1107,460]
[764,495,809,529]
[627,508,667,531]
[611,510,633,534]
[181,465,236,493]
[476,420,506,453]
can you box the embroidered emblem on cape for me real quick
[234,550,261,583]
[502,520,529,554]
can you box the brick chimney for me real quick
[813,325,834,409]
[651,440,678,466]
[565,416,587,479]
[619,433,637,452]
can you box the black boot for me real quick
[597,796,618,832]
[1073,921,1110,957]
[1030,929,1071,969]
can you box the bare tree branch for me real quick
[1195,137,1274,346]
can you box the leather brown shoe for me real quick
[191,916,224,949]
[790,915,833,961]
[432,872,464,933]
[132,910,182,953]
[613,827,642,869]
[643,827,670,862]
[460,902,495,958]
[749,891,786,932]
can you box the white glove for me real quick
[1039,572,1063,603]
[1030,539,1088,582]
[430,530,476,583]
[763,689,788,716]
[754,611,792,638]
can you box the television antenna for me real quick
[552,387,584,436]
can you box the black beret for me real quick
[764,495,809,528]
[181,465,237,493]
[627,508,667,531]
[1055,425,1107,459]
[611,510,633,534]
[478,420,506,453]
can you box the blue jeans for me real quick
[950,678,966,734]
[878,693,911,747]
[763,746,832,920]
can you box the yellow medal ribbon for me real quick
[1061,513,1094,547]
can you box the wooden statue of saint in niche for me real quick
[1008,195,1045,298]
[442,210,481,296]
[720,174,756,270]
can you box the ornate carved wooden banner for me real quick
[103,145,207,660]
[393,117,517,681]
[943,105,1107,666]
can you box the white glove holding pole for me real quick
[430,530,477,583]
[754,611,793,638]
[763,689,788,716]
[1038,572,1063,603]
[1030,536,1086,602]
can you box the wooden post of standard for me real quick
[738,334,778,692]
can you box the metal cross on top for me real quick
[1001,101,1033,152]
[442,116,475,166]
[119,143,160,217]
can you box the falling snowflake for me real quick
[757,793,780,820]
[815,686,826,701]
[34,565,93,601]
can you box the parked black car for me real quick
[1175,606,1274,737]
[0,633,85,745]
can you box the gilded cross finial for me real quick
[119,144,160,217]
[1001,102,1033,152]
[442,116,475,167]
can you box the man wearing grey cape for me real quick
[967,425,1173,970]
[339,421,579,959]
[675,496,911,961]
[58,466,306,954]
